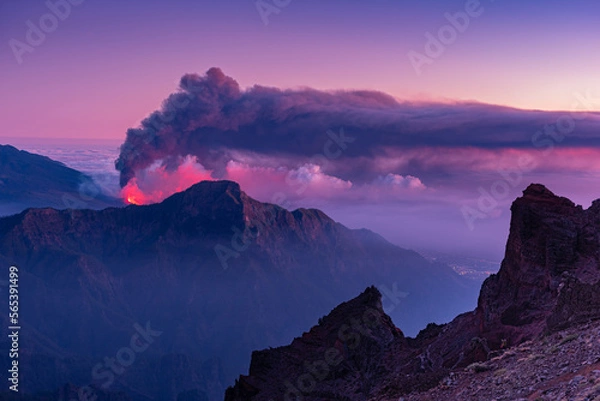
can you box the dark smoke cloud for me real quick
[116,67,600,188]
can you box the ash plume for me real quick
[115,68,600,193]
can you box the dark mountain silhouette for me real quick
[225,184,600,401]
[0,144,121,215]
[0,180,477,401]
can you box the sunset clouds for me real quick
[115,68,600,210]
[3,0,600,260]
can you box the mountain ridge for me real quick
[0,180,477,401]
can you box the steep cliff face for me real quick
[477,183,600,344]
[225,184,600,401]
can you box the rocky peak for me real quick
[477,184,600,340]
[518,183,577,210]
[159,180,337,232]
[162,180,245,210]
[522,183,571,203]
[224,286,404,401]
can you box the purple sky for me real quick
[1,0,599,139]
[1,0,599,260]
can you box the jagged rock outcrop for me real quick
[477,183,600,344]
[225,184,600,401]
[224,286,406,401]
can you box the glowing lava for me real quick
[122,178,150,205]
[120,156,214,205]
[126,195,140,205]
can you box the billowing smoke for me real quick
[116,68,600,205]
[122,155,212,204]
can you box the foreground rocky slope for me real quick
[225,184,600,401]
[402,320,600,401]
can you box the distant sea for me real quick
[0,137,123,196]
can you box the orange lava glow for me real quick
[121,157,214,205]
[126,195,141,205]
[123,178,151,205]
